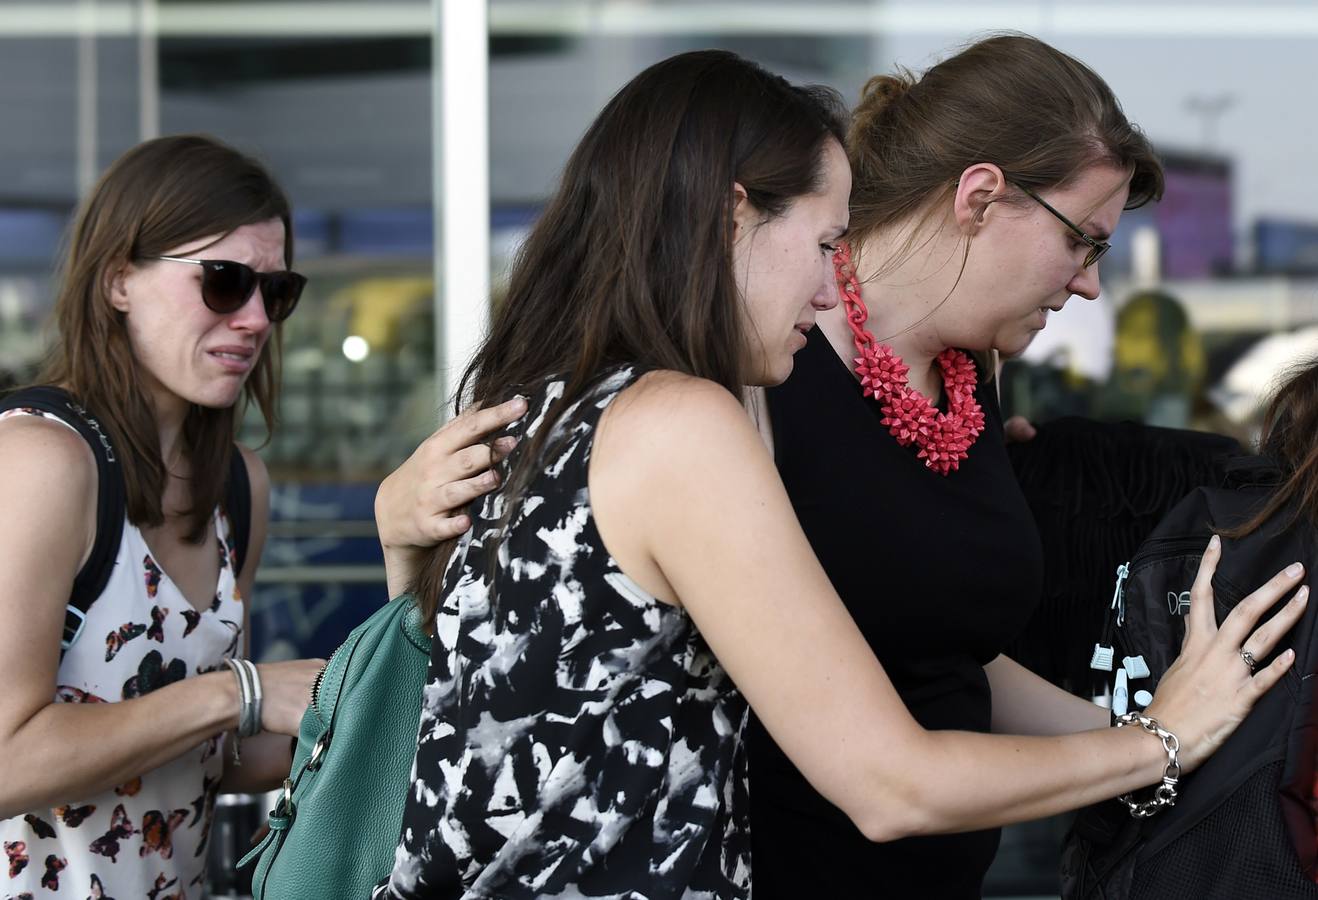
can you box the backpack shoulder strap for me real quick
[0,386,125,656]
[224,446,252,578]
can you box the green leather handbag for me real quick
[240,593,431,898]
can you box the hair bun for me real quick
[854,70,906,115]
[861,73,912,104]
[851,71,914,139]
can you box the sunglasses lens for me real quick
[200,261,257,313]
[260,272,307,322]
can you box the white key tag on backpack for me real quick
[1122,655,1150,679]
[1112,669,1130,717]
[1090,644,1115,671]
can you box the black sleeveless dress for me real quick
[378,368,751,900]
[749,327,1044,899]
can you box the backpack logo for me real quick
[1167,590,1191,616]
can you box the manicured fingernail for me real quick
[1295,586,1310,603]
[1209,534,1221,550]
[454,515,469,529]
[495,436,518,451]
[1287,562,1304,578]
[512,395,528,408]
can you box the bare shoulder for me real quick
[0,414,97,574]
[591,372,775,606]
[600,370,759,459]
[0,414,96,503]
[595,369,774,510]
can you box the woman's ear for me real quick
[105,261,133,313]
[952,163,1008,234]
[730,181,755,241]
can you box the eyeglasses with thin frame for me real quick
[144,256,307,323]
[1011,183,1111,268]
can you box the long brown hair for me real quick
[846,33,1164,283]
[36,133,292,542]
[1226,359,1318,538]
[412,50,847,619]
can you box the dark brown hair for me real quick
[412,49,847,620]
[37,133,292,542]
[1226,359,1318,538]
[846,33,1164,273]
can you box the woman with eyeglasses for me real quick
[0,134,327,897]
[742,33,1158,898]
[365,43,1309,900]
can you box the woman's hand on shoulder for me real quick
[375,397,527,596]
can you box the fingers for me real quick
[1002,415,1037,443]
[437,467,501,515]
[1239,584,1309,662]
[1185,535,1222,642]
[1217,561,1307,648]
[422,512,475,543]
[1244,646,1297,701]
[438,396,528,453]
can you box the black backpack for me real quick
[1061,455,1318,900]
[0,385,251,657]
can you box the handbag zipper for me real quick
[310,639,348,724]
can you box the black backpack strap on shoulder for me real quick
[225,445,252,577]
[0,386,125,657]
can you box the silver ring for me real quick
[1240,647,1257,673]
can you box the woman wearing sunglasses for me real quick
[0,134,327,897]
[366,46,1308,900]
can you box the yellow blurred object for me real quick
[327,276,435,353]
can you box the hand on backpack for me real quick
[375,397,527,596]
[1144,535,1308,771]
[1003,415,1037,443]
[256,658,327,736]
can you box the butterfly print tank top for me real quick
[0,408,245,898]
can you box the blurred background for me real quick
[2,1,1315,895]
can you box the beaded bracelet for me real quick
[1114,712,1181,818]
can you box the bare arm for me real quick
[985,654,1109,736]
[376,397,526,597]
[0,424,313,817]
[590,373,1306,841]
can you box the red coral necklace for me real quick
[832,242,985,475]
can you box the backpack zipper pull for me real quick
[1112,562,1130,627]
[1091,562,1131,672]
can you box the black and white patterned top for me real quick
[375,367,751,900]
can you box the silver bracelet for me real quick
[224,659,247,766]
[224,658,264,739]
[1114,712,1181,818]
